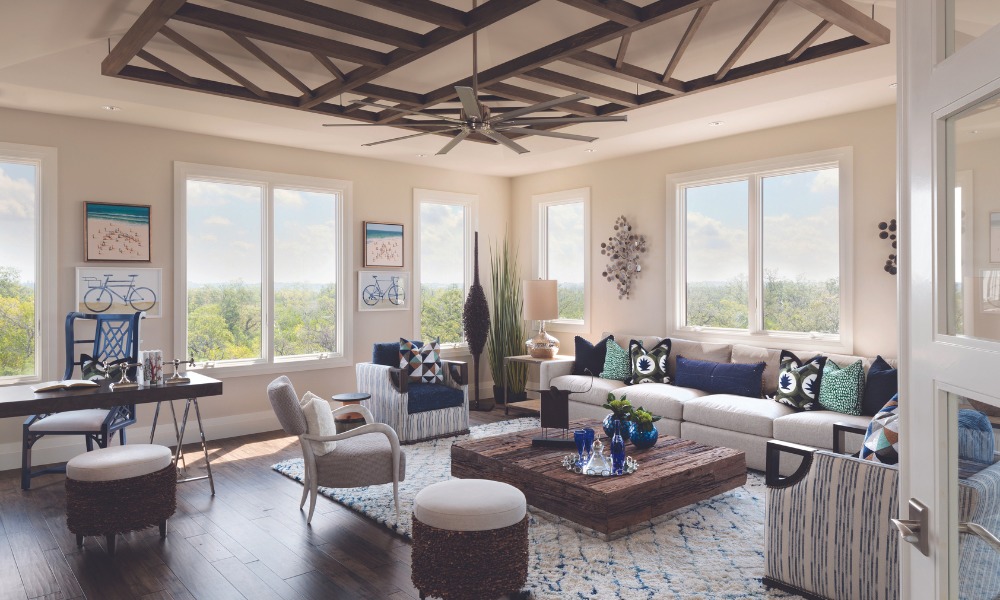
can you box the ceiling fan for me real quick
[322,5,627,155]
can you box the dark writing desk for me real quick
[0,372,223,494]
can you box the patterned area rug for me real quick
[272,418,800,599]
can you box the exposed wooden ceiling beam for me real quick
[227,33,311,95]
[172,3,388,67]
[136,49,196,86]
[312,53,345,81]
[791,0,890,45]
[352,0,466,30]
[481,82,600,116]
[555,0,642,26]
[787,20,832,62]
[715,0,787,81]
[225,0,425,51]
[615,33,632,69]
[159,25,269,99]
[663,4,710,81]
[102,0,188,76]
[352,83,423,106]
[300,0,542,109]
[520,68,639,107]
[563,51,686,95]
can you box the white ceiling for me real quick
[0,0,912,177]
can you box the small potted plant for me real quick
[602,393,633,443]
[628,407,661,449]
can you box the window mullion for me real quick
[264,183,274,365]
[748,175,763,334]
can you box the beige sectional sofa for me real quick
[545,332,893,471]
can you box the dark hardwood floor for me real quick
[0,405,533,600]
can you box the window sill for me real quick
[670,328,852,355]
[191,354,353,379]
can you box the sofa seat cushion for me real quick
[407,382,464,414]
[550,375,627,407]
[772,410,872,451]
[612,383,708,421]
[683,395,795,438]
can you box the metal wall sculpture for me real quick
[601,215,647,299]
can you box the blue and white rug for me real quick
[272,418,801,599]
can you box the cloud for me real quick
[810,169,838,194]
[232,241,255,251]
[762,204,839,280]
[0,167,35,220]
[187,180,261,207]
[204,216,232,226]
[275,189,305,207]
[545,203,585,283]
[419,203,466,285]
[686,211,749,282]
[200,234,218,242]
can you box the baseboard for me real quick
[0,409,281,472]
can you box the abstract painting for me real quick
[85,202,151,261]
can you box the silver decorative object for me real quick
[561,438,639,477]
[601,215,647,299]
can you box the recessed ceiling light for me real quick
[584,148,595,153]
[708,121,724,127]
[417,153,428,157]
[888,82,898,88]
[971,130,980,134]
[101,105,121,111]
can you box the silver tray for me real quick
[561,454,638,477]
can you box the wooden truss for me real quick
[103,0,890,143]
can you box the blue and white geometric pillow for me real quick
[628,339,671,385]
[861,394,899,464]
[774,350,826,411]
[400,337,443,384]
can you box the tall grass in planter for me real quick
[488,236,527,404]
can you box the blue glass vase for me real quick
[603,414,631,443]
[610,420,626,475]
[628,421,659,450]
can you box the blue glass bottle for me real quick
[610,420,626,475]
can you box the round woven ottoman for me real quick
[65,444,176,556]
[411,478,528,600]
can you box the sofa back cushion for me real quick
[731,344,783,396]
[667,339,733,379]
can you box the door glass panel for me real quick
[947,392,1000,598]
[945,94,1000,340]
[948,0,1000,56]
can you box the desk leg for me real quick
[192,398,216,496]
[170,398,216,495]
[149,401,162,443]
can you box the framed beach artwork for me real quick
[358,270,408,311]
[85,202,151,262]
[364,221,404,267]
[75,267,162,318]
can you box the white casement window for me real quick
[174,163,352,374]
[668,148,853,352]
[0,143,57,384]
[532,188,590,333]
[413,189,478,349]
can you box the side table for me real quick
[332,392,370,433]
[502,355,575,415]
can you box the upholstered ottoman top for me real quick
[66,444,173,482]
[413,478,526,531]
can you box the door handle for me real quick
[892,498,930,556]
[959,522,1000,554]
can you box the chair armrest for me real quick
[765,440,816,488]
[390,368,408,394]
[357,361,408,394]
[443,360,468,386]
[833,422,869,455]
[302,421,400,447]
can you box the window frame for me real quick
[173,162,353,376]
[667,148,854,353]
[0,142,58,385]
[412,188,478,353]
[531,187,591,333]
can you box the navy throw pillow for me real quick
[674,356,766,398]
[573,335,613,376]
[862,355,898,416]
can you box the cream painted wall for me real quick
[0,107,509,470]
[510,105,898,359]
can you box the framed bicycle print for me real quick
[84,202,151,262]
[364,221,404,268]
[76,267,162,317]
[358,270,408,311]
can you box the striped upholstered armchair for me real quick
[764,440,1000,600]
[356,342,469,444]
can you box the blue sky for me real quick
[0,162,36,283]
[420,203,465,286]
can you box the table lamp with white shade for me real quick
[523,279,559,359]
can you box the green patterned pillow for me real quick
[774,351,826,411]
[818,359,865,415]
[600,339,631,382]
[629,339,671,384]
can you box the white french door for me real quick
[900,1,1000,598]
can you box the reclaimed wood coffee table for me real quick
[451,419,746,537]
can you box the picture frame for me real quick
[75,267,163,318]
[364,221,404,268]
[84,202,151,262]
[358,270,408,312]
[991,212,1000,263]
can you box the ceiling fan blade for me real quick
[455,86,482,121]
[503,116,629,126]
[437,129,471,155]
[482,130,529,154]
[351,99,464,123]
[495,127,598,143]
[324,121,461,127]
[362,127,462,147]
[492,93,589,122]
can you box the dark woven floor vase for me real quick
[66,464,176,539]
[411,515,528,600]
